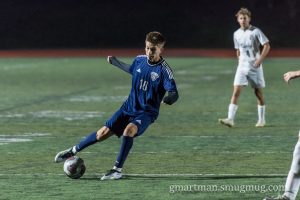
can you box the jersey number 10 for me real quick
[139,79,148,91]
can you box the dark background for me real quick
[0,0,299,49]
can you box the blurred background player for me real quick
[264,70,300,200]
[219,7,270,127]
[54,31,179,180]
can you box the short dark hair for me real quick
[146,31,166,46]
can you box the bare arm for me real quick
[284,70,300,83]
[107,56,131,74]
[236,50,240,59]
[254,42,270,67]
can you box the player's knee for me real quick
[291,142,300,174]
[123,124,138,137]
[96,126,110,140]
[290,162,300,175]
[293,142,300,156]
[254,88,263,96]
[232,89,241,99]
[232,91,240,98]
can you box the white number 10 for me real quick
[139,79,148,91]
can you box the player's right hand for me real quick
[284,72,292,83]
[254,59,262,68]
[107,56,114,64]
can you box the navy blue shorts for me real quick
[105,109,155,137]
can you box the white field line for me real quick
[68,95,127,102]
[122,173,287,177]
[157,135,273,138]
[0,138,32,143]
[0,133,51,137]
[0,63,37,71]
[0,173,286,177]
[0,111,105,121]
[79,151,291,155]
[30,110,104,121]
[0,133,52,145]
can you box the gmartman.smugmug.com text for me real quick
[169,184,284,193]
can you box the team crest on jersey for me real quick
[151,72,159,81]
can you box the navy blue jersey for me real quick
[121,55,177,119]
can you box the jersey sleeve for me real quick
[233,32,239,50]
[129,57,138,74]
[256,28,269,45]
[161,63,178,92]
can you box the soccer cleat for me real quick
[263,195,290,200]
[100,169,122,180]
[54,147,75,163]
[218,118,234,127]
[255,121,266,127]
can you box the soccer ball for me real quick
[63,156,86,179]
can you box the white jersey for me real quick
[234,25,269,64]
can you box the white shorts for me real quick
[233,63,265,88]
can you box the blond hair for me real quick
[235,7,251,18]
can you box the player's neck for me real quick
[241,24,251,30]
[148,57,162,65]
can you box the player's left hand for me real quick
[283,71,296,84]
[161,99,169,105]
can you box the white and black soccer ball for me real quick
[63,156,86,179]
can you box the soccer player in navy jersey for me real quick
[54,31,179,180]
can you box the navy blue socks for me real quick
[74,132,134,171]
[75,131,98,152]
[115,136,134,169]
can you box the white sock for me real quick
[72,146,77,154]
[228,104,238,121]
[284,140,300,200]
[113,166,122,172]
[257,105,265,122]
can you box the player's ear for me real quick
[159,44,164,53]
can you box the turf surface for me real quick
[1,57,300,199]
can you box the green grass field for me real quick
[1,57,300,200]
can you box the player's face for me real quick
[145,41,163,63]
[237,14,250,29]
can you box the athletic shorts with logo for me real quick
[105,108,155,137]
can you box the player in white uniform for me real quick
[263,71,300,200]
[219,8,270,127]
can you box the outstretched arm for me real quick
[107,56,131,74]
[284,70,300,84]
